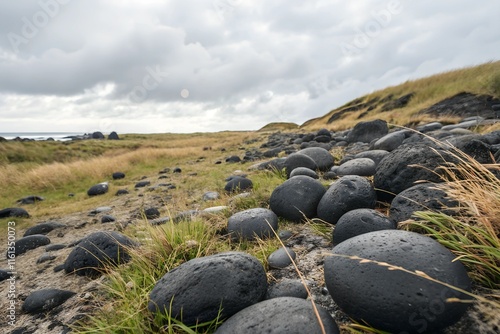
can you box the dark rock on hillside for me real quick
[332,208,396,245]
[0,207,30,218]
[227,208,278,240]
[0,269,9,281]
[101,215,116,223]
[22,289,76,314]
[419,92,500,119]
[16,195,44,205]
[214,297,340,334]
[112,172,125,180]
[226,155,241,163]
[283,153,318,178]
[346,119,388,143]
[267,247,296,269]
[324,230,471,333]
[87,182,109,196]
[143,207,160,219]
[380,93,414,111]
[115,189,129,196]
[374,143,458,202]
[23,222,66,237]
[265,279,308,300]
[317,175,376,225]
[134,180,151,188]
[224,176,253,193]
[148,252,267,326]
[270,176,326,222]
[8,235,50,257]
[389,183,459,223]
[108,131,120,140]
[91,131,105,139]
[64,231,135,277]
[297,147,335,171]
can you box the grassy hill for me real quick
[0,61,499,333]
[300,60,500,131]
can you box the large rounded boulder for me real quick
[374,143,457,202]
[64,231,135,277]
[389,183,459,223]
[346,119,388,144]
[87,182,109,196]
[270,176,326,222]
[324,230,471,333]
[227,208,278,240]
[317,175,376,225]
[297,147,335,171]
[332,208,396,245]
[148,252,267,326]
[214,297,340,334]
[283,153,318,178]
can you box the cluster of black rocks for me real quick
[2,115,499,333]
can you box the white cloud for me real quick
[0,0,499,133]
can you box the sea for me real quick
[0,132,86,141]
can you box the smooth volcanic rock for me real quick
[373,131,407,151]
[267,247,296,269]
[283,153,318,178]
[265,279,308,300]
[270,176,326,222]
[64,231,135,277]
[289,167,319,179]
[87,182,109,196]
[0,207,30,218]
[324,230,471,333]
[0,269,9,281]
[224,176,253,193]
[7,235,50,258]
[22,289,76,314]
[112,172,125,180]
[148,252,267,326]
[227,208,278,240]
[116,189,129,196]
[389,183,459,223]
[374,143,457,202]
[143,207,161,219]
[354,150,390,168]
[16,195,44,205]
[101,215,116,223]
[332,208,396,245]
[317,175,376,225]
[336,158,376,176]
[135,180,151,188]
[23,222,65,237]
[214,297,340,334]
[346,119,388,143]
[297,147,335,171]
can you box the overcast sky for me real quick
[0,0,498,134]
